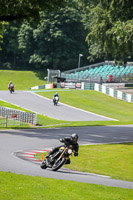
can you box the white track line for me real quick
[29,91,118,121]
[0,92,119,121]
[16,148,110,178]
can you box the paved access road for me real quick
[0,125,133,189]
[0,90,116,121]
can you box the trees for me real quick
[0,0,89,70]
[0,0,67,51]
[0,22,22,69]
[0,0,67,21]
[1,0,133,70]
[86,0,133,63]
[0,22,4,50]
[0,5,89,70]
[17,8,89,70]
[0,0,67,49]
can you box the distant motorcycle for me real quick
[40,145,73,171]
[53,96,59,106]
[9,84,14,93]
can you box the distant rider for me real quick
[53,92,59,103]
[8,81,14,92]
[46,133,79,165]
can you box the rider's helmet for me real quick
[10,81,12,84]
[56,92,58,95]
[71,133,78,143]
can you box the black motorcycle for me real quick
[40,145,73,171]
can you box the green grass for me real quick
[0,100,32,112]
[37,89,133,124]
[0,69,133,126]
[1,87,133,128]
[0,70,46,90]
[0,100,32,128]
[0,70,133,197]
[0,116,30,128]
[35,143,133,182]
[0,100,67,129]
[0,172,133,200]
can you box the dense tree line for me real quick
[0,0,67,54]
[86,0,133,64]
[0,0,133,71]
[0,0,67,21]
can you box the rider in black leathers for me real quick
[46,133,79,164]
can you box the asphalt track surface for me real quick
[0,90,133,188]
[0,90,117,121]
[0,126,133,189]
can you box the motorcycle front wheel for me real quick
[52,157,65,171]
[40,160,47,169]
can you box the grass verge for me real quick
[36,89,133,125]
[0,70,46,90]
[0,171,133,200]
[1,87,133,128]
[0,100,67,129]
[35,143,133,182]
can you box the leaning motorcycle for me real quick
[40,145,73,171]
[53,96,59,106]
[9,84,14,93]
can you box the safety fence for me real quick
[0,116,22,128]
[28,81,133,104]
[58,82,133,103]
[94,83,133,103]
[0,106,37,126]
[0,116,7,128]
[57,81,133,103]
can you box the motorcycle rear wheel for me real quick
[52,157,65,171]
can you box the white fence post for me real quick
[5,115,7,128]
[94,83,99,91]
[109,88,114,97]
[94,83,133,103]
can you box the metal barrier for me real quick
[0,116,7,128]
[0,106,37,125]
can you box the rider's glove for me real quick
[74,152,78,157]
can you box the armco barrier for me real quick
[94,83,133,103]
[0,106,37,124]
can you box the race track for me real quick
[0,90,116,121]
[0,126,133,189]
[0,90,133,188]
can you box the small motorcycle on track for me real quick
[40,145,73,171]
[53,96,59,106]
[9,84,14,93]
